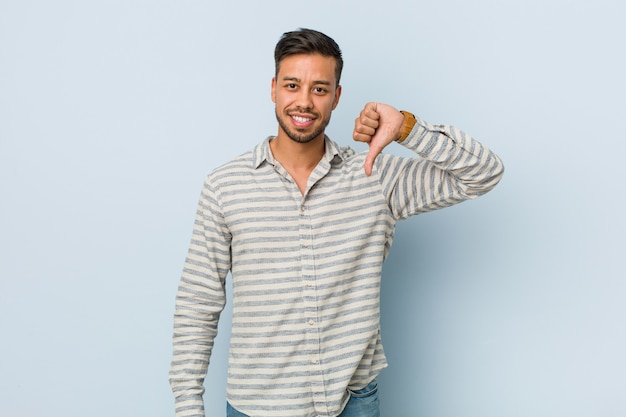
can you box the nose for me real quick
[295,88,313,111]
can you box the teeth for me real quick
[292,116,312,123]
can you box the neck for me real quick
[270,133,325,171]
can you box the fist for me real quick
[353,102,404,176]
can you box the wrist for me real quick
[397,110,417,142]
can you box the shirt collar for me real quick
[252,136,344,169]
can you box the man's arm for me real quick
[354,102,504,218]
[169,178,231,417]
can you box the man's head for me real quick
[274,28,343,87]
[271,29,343,145]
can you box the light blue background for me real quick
[1,0,624,416]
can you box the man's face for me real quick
[272,53,341,144]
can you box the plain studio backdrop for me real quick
[1,0,624,416]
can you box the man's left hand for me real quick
[353,102,405,176]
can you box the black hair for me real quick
[274,28,343,86]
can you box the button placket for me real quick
[298,200,327,415]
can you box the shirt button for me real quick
[308,319,315,326]
[311,359,317,364]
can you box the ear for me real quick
[271,77,277,103]
[332,85,342,110]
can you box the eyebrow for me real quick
[282,76,332,86]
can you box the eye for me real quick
[286,83,298,90]
[313,87,327,95]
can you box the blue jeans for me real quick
[226,379,380,417]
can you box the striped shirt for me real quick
[169,118,504,417]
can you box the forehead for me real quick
[277,53,337,84]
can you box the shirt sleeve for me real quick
[169,176,232,417]
[376,118,505,220]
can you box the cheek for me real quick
[322,98,337,113]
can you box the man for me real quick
[169,28,504,417]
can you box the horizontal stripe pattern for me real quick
[170,119,504,417]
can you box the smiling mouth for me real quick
[290,114,316,128]
[291,115,314,123]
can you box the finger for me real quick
[353,112,378,142]
[357,114,379,130]
[359,103,380,129]
[363,102,379,119]
[353,132,369,143]
[356,102,380,127]
[353,124,376,143]
[364,142,384,176]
